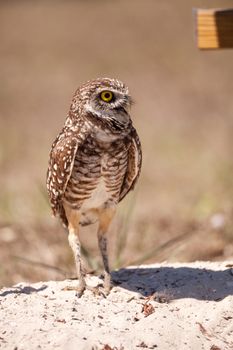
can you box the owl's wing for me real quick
[119,127,142,202]
[46,130,81,225]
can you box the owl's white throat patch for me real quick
[85,103,102,118]
[94,127,120,143]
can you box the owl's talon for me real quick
[63,284,109,298]
[75,290,83,298]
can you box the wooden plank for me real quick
[195,8,233,49]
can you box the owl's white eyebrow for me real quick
[96,88,128,95]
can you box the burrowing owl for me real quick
[47,78,142,296]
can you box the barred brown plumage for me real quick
[46,78,142,297]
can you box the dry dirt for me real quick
[0,261,233,350]
[1,0,233,286]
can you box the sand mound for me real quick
[0,261,233,350]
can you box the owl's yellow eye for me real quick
[100,91,113,102]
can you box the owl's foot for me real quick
[63,283,109,298]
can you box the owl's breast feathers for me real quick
[47,124,142,227]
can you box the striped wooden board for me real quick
[195,8,233,49]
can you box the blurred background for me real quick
[1,0,233,286]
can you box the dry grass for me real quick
[0,0,233,286]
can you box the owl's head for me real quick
[71,78,133,131]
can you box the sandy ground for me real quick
[0,261,233,350]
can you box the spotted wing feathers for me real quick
[119,127,142,202]
[46,131,79,225]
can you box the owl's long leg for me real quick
[63,205,86,297]
[97,206,116,294]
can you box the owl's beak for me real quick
[124,104,131,114]
[122,95,133,114]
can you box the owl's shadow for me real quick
[111,265,233,301]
